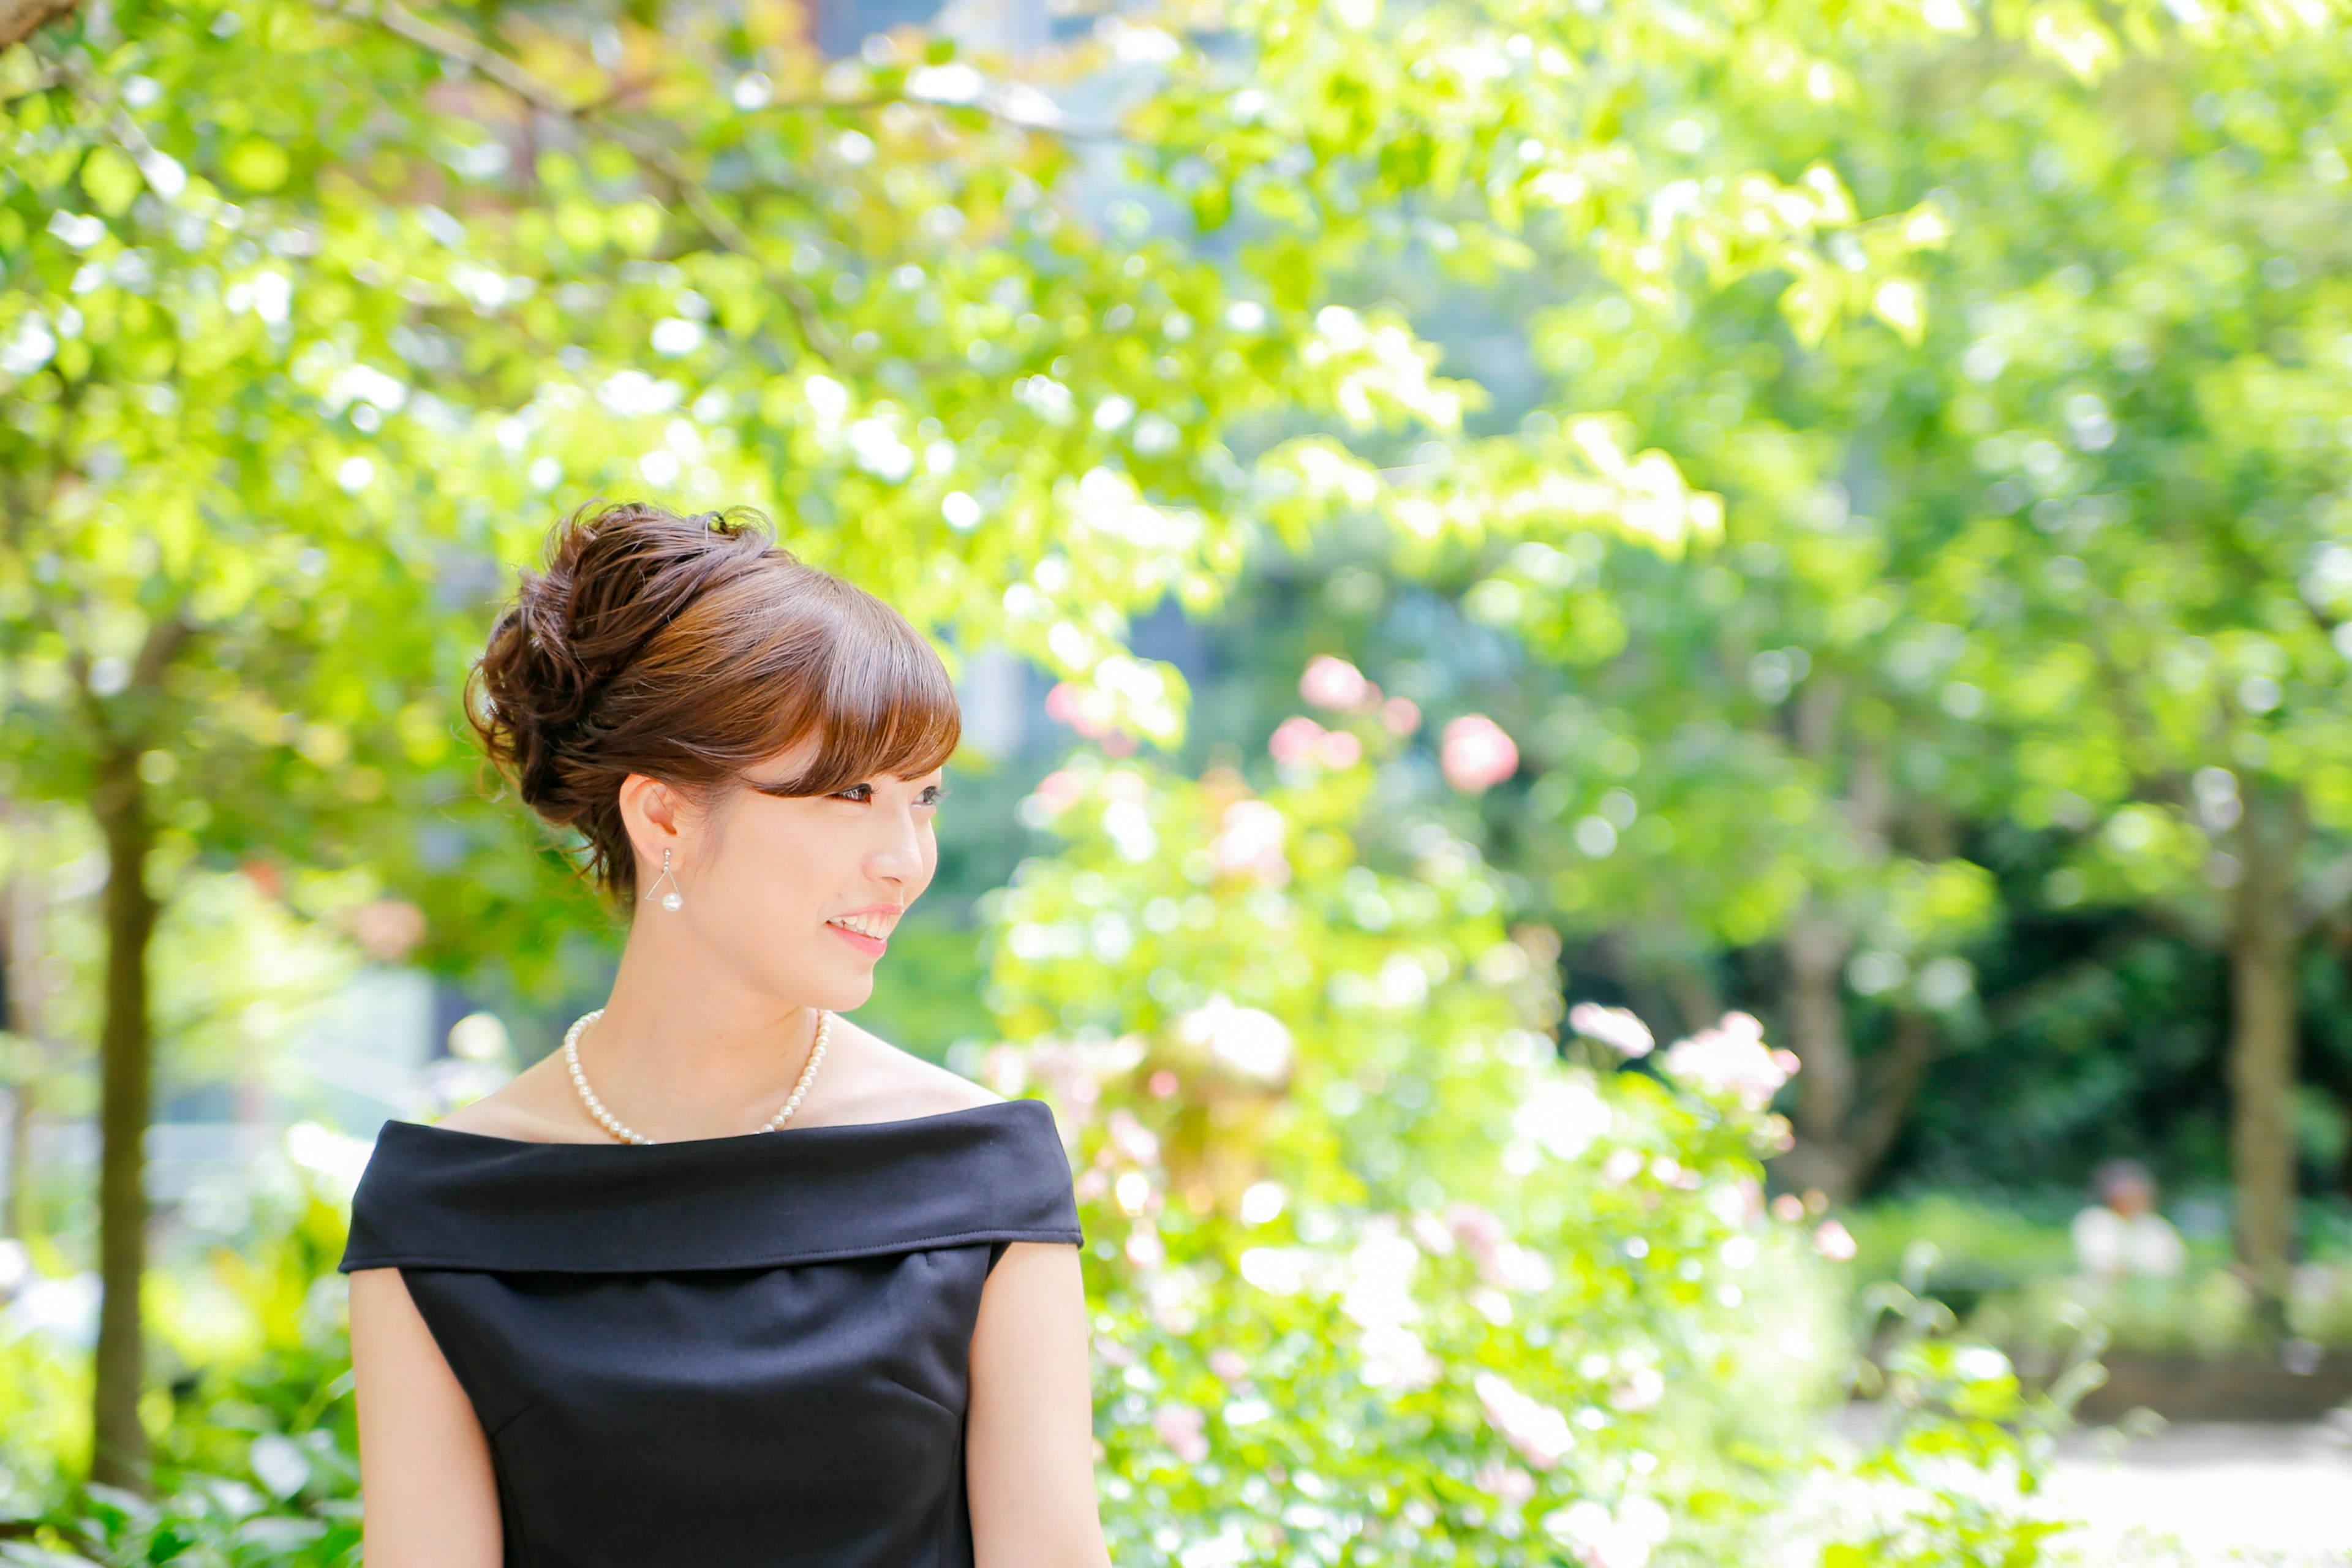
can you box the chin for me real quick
[809,968,879,1014]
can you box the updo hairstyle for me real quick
[469,502,960,899]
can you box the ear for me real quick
[617,774,689,878]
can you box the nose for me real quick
[863,796,929,888]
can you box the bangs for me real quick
[742,581,961,798]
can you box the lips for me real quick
[825,908,899,958]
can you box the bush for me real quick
[983,747,2078,1566]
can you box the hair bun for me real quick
[470,504,773,818]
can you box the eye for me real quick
[917,784,947,807]
[832,783,875,803]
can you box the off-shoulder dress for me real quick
[339,1098,1082,1568]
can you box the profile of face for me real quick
[619,738,944,1014]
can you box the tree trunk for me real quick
[3,803,41,1240]
[90,746,159,1491]
[2227,785,2304,1332]
[1780,913,1856,1203]
[1847,1009,1938,1190]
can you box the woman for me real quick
[343,503,1109,1568]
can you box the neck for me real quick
[577,919,824,1139]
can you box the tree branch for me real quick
[0,0,76,50]
[323,0,843,362]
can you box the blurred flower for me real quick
[1208,1349,1250,1384]
[349,898,425,961]
[6,1270,99,1347]
[1568,1002,1654,1058]
[1268,713,1363,769]
[1153,1403,1209,1463]
[1345,1224,1438,1387]
[1771,1193,1807,1223]
[447,1011,511,1063]
[1239,1180,1286,1226]
[1211,798,1289,885]
[1609,1365,1665,1411]
[1599,1148,1644,1186]
[1812,1219,1858,1262]
[1475,1372,1575,1469]
[1270,714,1328,764]
[1046,680,1121,742]
[1475,1461,1539,1507]
[1114,1172,1153,1216]
[1381,695,1422,735]
[287,1120,374,1202]
[1125,1223,1166,1269]
[1174,997,1294,1084]
[1025,769,1085,819]
[1300,654,1374,709]
[1660,1012,1798,1110]
[1449,1203,1555,1292]
[1025,1034,1145,1132]
[1357,1321,1438,1388]
[1545,1496,1671,1568]
[979,1045,1029,1098]
[1107,1109,1161,1165]
[1514,1071,1615,1161]
[1441,714,1520,791]
[1237,1246,1311,1294]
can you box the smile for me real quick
[825,910,899,956]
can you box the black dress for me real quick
[339,1099,1082,1568]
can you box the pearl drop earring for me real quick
[645,848,685,912]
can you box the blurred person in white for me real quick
[2071,1159,2186,1281]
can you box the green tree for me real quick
[1507,4,2352,1297]
[0,0,1976,1482]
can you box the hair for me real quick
[468,502,960,900]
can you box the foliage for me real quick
[7,0,2346,1550]
[1,1157,361,1563]
[979,733,2068,1566]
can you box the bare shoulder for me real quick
[813,1016,1001,1128]
[436,1054,604,1144]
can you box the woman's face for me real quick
[638,741,944,1012]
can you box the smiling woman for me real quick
[339,503,1107,1568]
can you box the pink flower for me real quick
[1319,728,1363,767]
[1212,799,1290,884]
[1474,1461,1538,1507]
[1270,714,1328,765]
[1813,1219,1858,1262]
[1045,681,1116,739]
[1442,714,1520,792]
[1028,769,1085,818]
[1660,1012,1799,1110]
[1153,1403,1208,1463]
[1567,1003,1654,1058]
[1300,655,1373,710]
[1474,1372,1575,1469]
[1381,695,1422,735]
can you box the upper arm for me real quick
[965,1243,1109,1568]
[349,1268,503,1568]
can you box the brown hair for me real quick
[469,502,960,899]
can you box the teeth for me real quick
[828,912,895,939]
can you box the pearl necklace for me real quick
[563,1008,831,1146]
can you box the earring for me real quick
[645,848,684,912]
